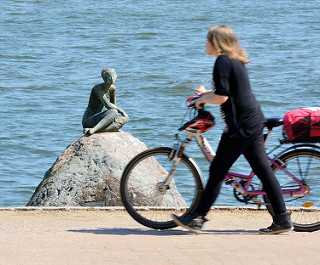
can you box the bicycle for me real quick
[120,95,320,232]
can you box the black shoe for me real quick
[259,212,293,235]
[172,212,208,234]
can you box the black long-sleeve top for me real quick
[213,54,265,138]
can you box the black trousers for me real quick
[195,129,287,216]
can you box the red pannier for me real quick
[283,108,320,142]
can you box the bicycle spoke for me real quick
[121,147,203,229]
[267,149,320,232]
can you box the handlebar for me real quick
[186,94,205,109]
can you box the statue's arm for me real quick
[102,94,117,110]
[115,106,129,121]
[110,87,116,105]
[102,94,129,120]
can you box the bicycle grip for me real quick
[186,95,205,109]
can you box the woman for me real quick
[173,25,292,234]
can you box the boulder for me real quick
[27,131,187,208]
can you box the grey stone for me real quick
[27,131,187,208]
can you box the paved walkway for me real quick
[0,207,319,265]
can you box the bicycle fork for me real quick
[160,135,193,188]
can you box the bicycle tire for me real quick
[263,149,320,232]
[120,147,204,230]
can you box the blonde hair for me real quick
[207,25,249,64]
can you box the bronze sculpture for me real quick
[82,67,129,134]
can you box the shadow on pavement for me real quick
[204,229,258,235]
[67,227,258,236]
[67,227,190,236]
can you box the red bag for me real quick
[283,108,320,142]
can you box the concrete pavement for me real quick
[0,207,319,265]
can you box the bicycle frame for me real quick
[121,98,320,232]
[173,127,311,206]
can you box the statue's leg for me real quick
[89,109,118,134]
[102,116,129,132]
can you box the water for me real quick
[1,0,319,207]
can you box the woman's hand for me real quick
[195,86,208,95]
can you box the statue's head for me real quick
[101,67,117,85]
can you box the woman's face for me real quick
[206,40,218,57]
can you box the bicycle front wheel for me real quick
[265,149,320,232]
[120,147,204,230]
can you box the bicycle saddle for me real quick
[265,118,284,130]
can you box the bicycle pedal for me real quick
[225,179,235,185]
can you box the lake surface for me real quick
[0,0,319,207]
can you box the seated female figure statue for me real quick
[82,67,129,135]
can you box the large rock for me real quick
[27,131,187,208]
[27,132,146,206]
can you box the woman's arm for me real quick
[195,93,228,108]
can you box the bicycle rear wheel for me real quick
[264,149,320,232]
[120,147,204,230]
